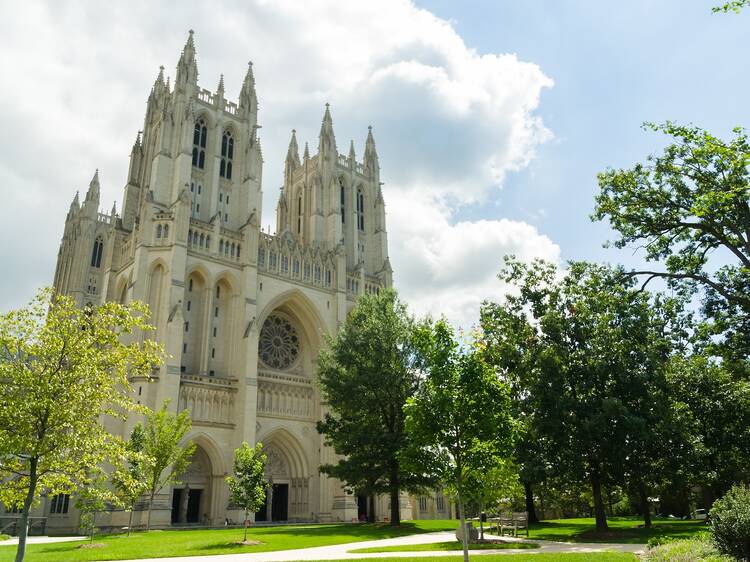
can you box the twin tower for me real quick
[51,31,401,529]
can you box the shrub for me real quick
[644,533,731,562]
[710,484,750,560]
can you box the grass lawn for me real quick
[0,520,458,562]
[302,554,638,562]
[526,516,706,544]
[349,540,540,552]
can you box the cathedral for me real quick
[41,31,458,532]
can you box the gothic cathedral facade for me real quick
[47,31,421,531]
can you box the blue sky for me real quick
[420,0,750,264]
[0,1,747,328]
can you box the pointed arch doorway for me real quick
[255,433,310,522]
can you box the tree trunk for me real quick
[590,472,608,532]
[243,509,248,542]
[456,469,470,562]
[479,500,485,541]
[146,491,155,531]
[639,484,652,528]
[368,495,376,523]
[128,509,134,537]
[14,457,38,562]
[523,481,539,524]
[389,462,400,526]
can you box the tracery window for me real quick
[192,119,207,169]
[259,313,300,370]
[91,236,104,268]
[220,130,233,179]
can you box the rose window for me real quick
[259,313,300,370]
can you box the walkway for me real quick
[0,535,86,546]
[121,531,646,561]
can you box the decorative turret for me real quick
[303,142,310,162]
[364,126,379,178]
[175,30,198,90]
[285,129,301,176]
[216,74,225,99]
[85,169,100,204]
[348,140,356,163]
[67,191,80,220]
[239,61,257,118]
[318,103,337,160]
[128,131,143,185]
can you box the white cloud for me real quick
[0,0,557,329]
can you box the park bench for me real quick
[494,511,528,537]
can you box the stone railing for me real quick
[178,374,238,428]
[257,371,314,420]
[257,232,335,289]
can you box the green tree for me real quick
[226,442,267,542]
[406,320,517,562]
[484,259,687,531]
[461,459,521,540]
[316,288,435,526]
[112,424,153,536]
[0,289,162,562]
[713,0,750,12]
[75,469,118,543]
[594,123,750,377]
[138,402,195,530]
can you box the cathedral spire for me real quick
[348,139,356,161]
[303,142,310,161]
[364,125,379,177]
[286,129,301,171]
[217,74,225,97]
[239,61,257,116]
[175,29,198,89]
[318,103,336,156]
[85,169,100,203]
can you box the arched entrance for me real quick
[171,445,213,525]
[255,431,310,522]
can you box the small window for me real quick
[216,286,220,298]
[50,494,70,515]
[214,307,219,317]
[187,300,191,311]
[198,184,202,195]
[340,180,345,223]
[357,188,365,231]
[189,279,193,292]
[419,496,427,512]
[156,224,162,238]
[182,343,187,353]
[196,203,200,212]
[219,193,223,203]
[213,327,217,337]
[184,322,189,332]
[211,348,215,359]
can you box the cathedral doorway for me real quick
[171,445,213,525]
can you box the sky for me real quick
[0,0,748,329]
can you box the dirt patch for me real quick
[231,540,262,546]
[78,543,106,549]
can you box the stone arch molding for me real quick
[258,427,309,480]
[256,288,329,350]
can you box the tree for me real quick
[138,402,195,530]
[461,460,521,540]
[594,123,750,377]
[406,320,517,562]
[112,424,153,536]
[75,469,118,543]
[713,0,750,12]
[0,289,162,562]
[226,442,267,543]
[316,289,435,526]
[483,259,686,531]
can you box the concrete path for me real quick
[0,535,87,546]
[116,531,645,562]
